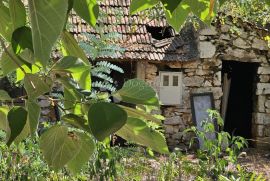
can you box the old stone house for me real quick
[65,0,270,149]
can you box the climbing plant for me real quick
[0,0,269,173]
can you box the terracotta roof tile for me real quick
[68,0,199,61]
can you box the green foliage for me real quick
[120,105,162,124]
[26,100,41,136]
[88,102,127,141]
[0,46,24,76]
[76,28,121,93]
[0,106,9,132]
[0,132,267,180]
[67,132,96,174]
[52,56,90,73]
[113,79,160,106]
[130,0,159,15]
[39,125,83,170]
[62,114,91,133]
[73,0,99,27]
[28,0,68,66]
[130,0,217,31]
[24,73,52,98]
[61,31,89,64]
[11,26,33,55]
[0,90,11,100]
[164,1,191,31]
[9,0,26,31]
[1,0,268,173]
[185,110,248,179]
[220,0,270,27]
[90,61,124,92]
[158,152,182,181]
[219,168,267,181]
[0,2,14,41]
[117,117,169,154]
[87,140,119,180]
[80,32,125,60]
[6,106,27,146]
[61,31,91,90]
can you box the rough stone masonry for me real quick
[140,17,270,150]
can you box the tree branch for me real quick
[0,37,27,74]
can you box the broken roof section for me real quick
[68,0,199,62]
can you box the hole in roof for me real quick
[146,26,175,40]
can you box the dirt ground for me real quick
[238,148,270,179]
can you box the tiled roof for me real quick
[68,0,199,62]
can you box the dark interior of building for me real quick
[222,61,258,141]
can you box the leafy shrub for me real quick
[184,110,267,180]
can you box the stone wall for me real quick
[140,17,270,150]
[212,18,270,149]
[142,58,223,150]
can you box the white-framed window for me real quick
[159,71,183,105]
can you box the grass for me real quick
[0,129,268,181]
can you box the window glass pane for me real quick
[173,76,178,86]
[163,75,169,86]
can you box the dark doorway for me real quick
[222,61,258,140]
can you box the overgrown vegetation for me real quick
[220,0,270,27]
[0,0,269,179]
[0,111,267,180]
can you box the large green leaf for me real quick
[62,114,91,133]
[61,31,89,64]
[73,0,99,27]
[52,56,90,73]
[9,0,26,30]
[67,132,95,174]
[28,0,68,66]
[9,100,40,145]
[40,125,82,170]
[61,31,91,90]
[13,119,30,145]
[162,0,216,31]
[11,26,33,54]
[6,106,27,146]
[120,105,161,124]
[72,70,91,91]
[24,74,52,98]
[18,49,36,64]
[16,64,39,82]
[88,102,127,141]
[26,100,40,135]
[0,46,24,76]
[0,106,9,132]
[164,2,190,32]
[113,79,159,106]
[130,0,159,15]
[0,3,13,41]
[161,0,183,13]
[188,0,215,24]
[117,117,169,154]
[0,90,11,101]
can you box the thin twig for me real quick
[0,37,27,74]
[47,59,60,75]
